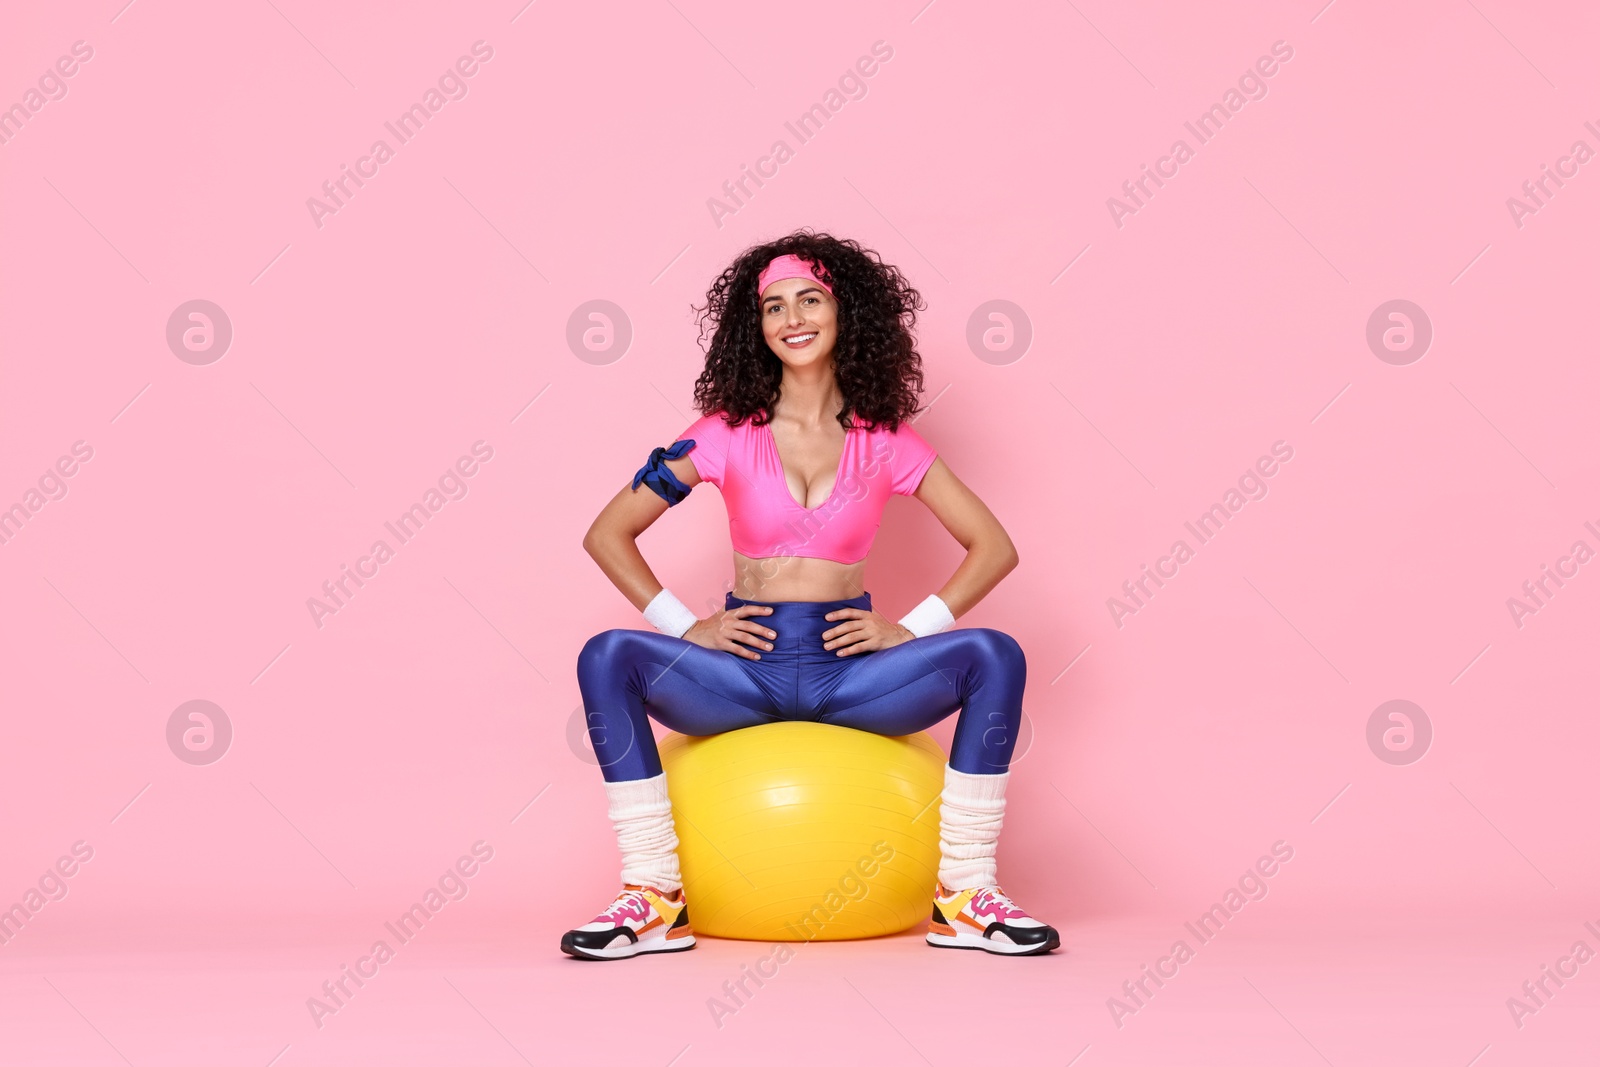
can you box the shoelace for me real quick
[599,889,652,925]
[974,886,1026,918]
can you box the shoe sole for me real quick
[926,927,1060,956]
[561,933,697,961]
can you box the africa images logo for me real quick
[305,42,495,229]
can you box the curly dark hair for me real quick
[690,229,927,433]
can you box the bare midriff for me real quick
[731,550,868,603]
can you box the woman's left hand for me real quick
[821,608,914,656]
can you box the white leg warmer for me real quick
[603,772,683,893]
[937,764,1010,891]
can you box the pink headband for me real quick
[757,253,833,298]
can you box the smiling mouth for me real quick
[783,332,818,348]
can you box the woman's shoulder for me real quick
[853,412,932,443]
[682,408,728,429]
[678,409,746,451]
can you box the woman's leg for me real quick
[817,626,1026,774]
[564,627,783,960]
[817,626,1026,889]
[576,627,781,783]
[577,627,785,886]
[815,626,1057,953]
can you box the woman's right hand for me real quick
[683,603,776,659]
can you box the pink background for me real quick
[3,0,1598,1063]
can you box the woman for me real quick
[563,231,1058,960]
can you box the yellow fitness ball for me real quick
[658,721,945,942]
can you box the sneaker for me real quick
[560,883,696,961]
[925,883,1060,956]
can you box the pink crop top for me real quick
[674,411,937,564]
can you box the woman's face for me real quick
[760,277,838,367]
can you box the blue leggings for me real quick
[577,592,1025,782]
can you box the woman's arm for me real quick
[822,454,1018,654]
[908,456,1020,619]
[581,453,703,613]
[582,452,775,658]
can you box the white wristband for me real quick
[643,588,698,638]
[897,594,955,638]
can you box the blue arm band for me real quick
[631,439,696,505]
